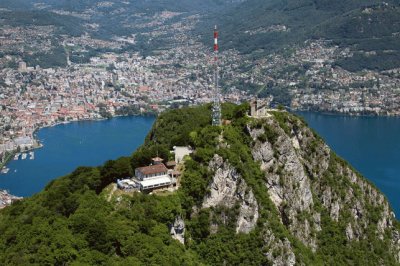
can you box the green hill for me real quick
[0,104,399,265]
[0,10,85,36]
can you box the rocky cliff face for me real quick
[202,154,259,234]
[249,119,320,250]
[262,227,296,266]
[247,112,400,262]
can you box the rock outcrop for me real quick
[249,119,319,250]
[202,154,259,234]
[170,216,185,244]
[262,228,296,266]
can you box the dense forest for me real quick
[0,104,398,265]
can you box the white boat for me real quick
[29,151,35,160]
[14,153,20,160]
[1,168,9,174]
[21,153,27,160]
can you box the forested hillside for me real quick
[0,0,229,38]
[3,0,400,71]
[0,0,233,13]
[199,0,400,71]
[0,104,399,265]
[0,0,239,67]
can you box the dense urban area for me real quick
[0,13,249,164]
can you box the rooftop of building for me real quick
[136,163,168,175]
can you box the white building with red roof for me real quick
[134,158,172,191]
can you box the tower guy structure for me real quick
[212,25,221,126]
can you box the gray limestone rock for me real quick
[263,228,296,266]
[203,154,259,234]
[170,216,185,244]
[247,116,400,261]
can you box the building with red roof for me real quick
[134,157,172,191]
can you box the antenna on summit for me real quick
[212,25,221,126]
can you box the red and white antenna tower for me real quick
[214,25,219,53]
[212,25,221,126]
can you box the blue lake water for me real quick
[298,112,400,217]
[0,116,154,197]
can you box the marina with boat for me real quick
[1,167,9,174]
[1,151,35,175]
[12,151,35,161]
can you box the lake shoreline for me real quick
[298,111,400,217]
[292,107,399,117]
[0,115,155,198]
[2,113,157,171]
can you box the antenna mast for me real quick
[212,25,221,126]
